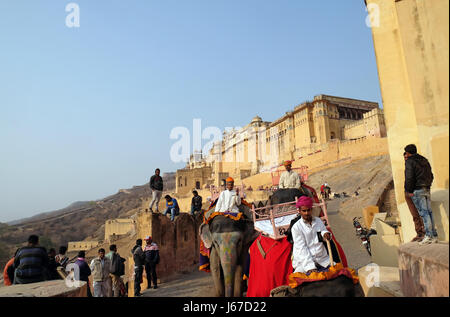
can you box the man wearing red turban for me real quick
[291,196,333,275]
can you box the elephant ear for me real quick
[243,220,259,248]
[199,223,213,249]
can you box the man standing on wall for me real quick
[403,151,426,242]
[149,168,164,213]
[279,160,301,189]
[404,144,438,245]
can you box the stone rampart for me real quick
[0,280,87,297]
[126,211,203,296]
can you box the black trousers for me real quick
[145,263,157,287]
[134,266,143,295]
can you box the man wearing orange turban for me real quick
[215,177,241,213]
[279,160,301,189]
[291,196,332,275]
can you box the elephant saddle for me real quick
[288,263,359,288]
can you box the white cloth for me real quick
[291,216,332,273]
[279,170,301,189]
[214,189,241,213]
[254,214,298,237]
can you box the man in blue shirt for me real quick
[163,195,180,221]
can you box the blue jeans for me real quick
[164,207,178,221]
[190,205,201,215]
[411,188,438,238]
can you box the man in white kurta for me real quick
[279,160,301,189]
[215,177,241,213]
[291,196,332,274]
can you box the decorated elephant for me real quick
[200,204,259,297]
[269,188,305,205]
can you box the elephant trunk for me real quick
[213,232,242,297]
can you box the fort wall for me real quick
[104,219,135,242]
[67,240,101,252]
[126,211,202,296]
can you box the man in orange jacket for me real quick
[3,257,15,286]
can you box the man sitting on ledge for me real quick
[13,235,48,284]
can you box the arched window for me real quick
[330,132,336,139]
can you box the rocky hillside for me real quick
[0,185,151,267]
[306,154,396,221]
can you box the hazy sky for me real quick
[0,0,381,222]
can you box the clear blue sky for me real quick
[0,0,381,222]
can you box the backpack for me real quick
[154,251,160,265]
[118,257,126,276]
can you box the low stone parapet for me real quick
[358,265,403,297]
[398,242,449,297]
[0,280,87,297]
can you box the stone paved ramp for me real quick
[142,270,215,297]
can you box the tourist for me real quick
[404,144,438,245]
[132,239,145,297]
[46,248,60,280]
[291,196,332,274]
[13,235,48,284]
[90,248,112,297]
[163,195,180,221]
[320,182,331,199]
[2,257,15,286]
[143,236,160,289]
[190,190,203,216]
[149,168,164,212]
[214,177,241,213]
[106,244,125,297]
[404,151,425,242]
[55,246,69,268]
[74,251,92,297]
[278,161,301,189]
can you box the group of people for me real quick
[86,245,127,297]
[132,236,160,297]
[2,234,130,298]
[2,235,70,286]
[148,168,204,221]
[320,183,331,200]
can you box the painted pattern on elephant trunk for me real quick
[212,232,242,297]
